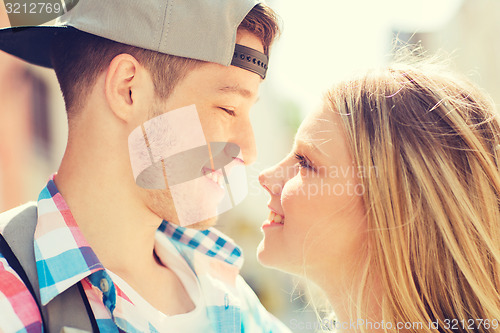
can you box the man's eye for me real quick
[219,107,236,116]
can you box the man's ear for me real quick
[104,54,153,124]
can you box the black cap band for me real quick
[231,44,268,79]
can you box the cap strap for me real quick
[231,44,268,79]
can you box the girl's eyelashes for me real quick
[294,153,315,172]
[219,107,236,116]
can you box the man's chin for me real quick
[143,189,219,230]
[163,215,218,230]
[183,216,218,230]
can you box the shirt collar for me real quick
[158,221,244,269]
[35,177,105,305]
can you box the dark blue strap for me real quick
[77,281,100,332]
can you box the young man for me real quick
[0,0,290,332]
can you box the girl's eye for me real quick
[220,107,236,116]
[294,153,315,171]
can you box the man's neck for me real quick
[55,134,162,274]
[57,151,200,313]
[56,151,197,314]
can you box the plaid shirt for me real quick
[0,177,291,333]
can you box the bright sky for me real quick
[268,0,464,114]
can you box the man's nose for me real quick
[236,120,257,165]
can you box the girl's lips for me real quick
[261,210,285,229]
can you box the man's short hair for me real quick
[50,4,280,117]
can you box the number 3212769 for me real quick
[443,319,499,330]
[5,2,63,14]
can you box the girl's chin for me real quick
[256,239,277,267]
[256,238,299,274]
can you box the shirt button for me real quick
[100,278,109,293]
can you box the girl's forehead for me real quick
[295,107,343,153]
[297,107,328,135]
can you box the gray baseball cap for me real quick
[0,0,269,78]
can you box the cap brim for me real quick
[0,25,74,68]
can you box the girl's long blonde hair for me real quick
[326,58,500,332]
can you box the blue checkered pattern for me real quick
[158,221,243,267]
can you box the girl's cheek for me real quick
[281,177,304,200]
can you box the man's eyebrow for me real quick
[218,85,255,99]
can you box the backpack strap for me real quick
[0,202,98,332]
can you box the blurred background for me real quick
[1,0,499,331]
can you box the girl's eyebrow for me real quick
[294,139,329,161]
